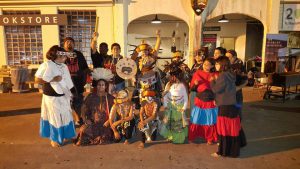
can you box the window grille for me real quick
[59,10,96,65]
[3,11,43,65]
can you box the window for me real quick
[59,10,96,65]
[3,11,43,65]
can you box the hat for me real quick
[92,68,114,81]
[164,60,184,76]
[142,90,156,97]
[173,50,183,58]
[115,89,130,104]
[138,43,152,51]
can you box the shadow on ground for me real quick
[0,108,40,117]
[240,99,300,158]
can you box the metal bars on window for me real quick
[3,10,43,65]
[58,10,96,64]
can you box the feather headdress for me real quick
[163,60,185,75]
[92,68,114,81]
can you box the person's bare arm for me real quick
[109,105,121,139]
[35,76,62,84]
[153,30,161,55]
[91,32,98,54]
[109,105,118,132]
[35,77,46,84]
[139,106,145,123]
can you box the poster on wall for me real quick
[288,32,300,48]
[202,34,217,57]
[281,4,300,31]
[264,34,288,73]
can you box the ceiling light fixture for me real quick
[218,15,229,23]
[151,14,162,24]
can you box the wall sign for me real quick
[0,14,67,26]
[203,26,221,31]
[202,34,217,57]
[281,4,300,31]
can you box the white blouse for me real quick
[35,60,74,94]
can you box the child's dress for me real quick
[189,70,218,143]
[160,82,188,144]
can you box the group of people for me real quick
[35,30,247,158]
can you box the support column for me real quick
[40,7,59,62]
[113,0,128,57]
[96,6,114,51]
[190,15,202,67]
[261,0,280,72]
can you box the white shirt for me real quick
[35,60,74,94]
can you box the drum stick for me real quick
[95,17,99,32]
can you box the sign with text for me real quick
[281,4,300,31]
[203,26,221,31]
[0,14,67,26]
[202,34,217,57]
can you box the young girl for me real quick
[210,56,245,157]
[160,61,188,144]
[189,58,218,145]
[191,48,206,74]
[190,48,206,109]
[35,45,76,147]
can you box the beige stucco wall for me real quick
[0,0,286,71]
[40,7,59,64]
[127,0,195,65]
[204,22,247,61]
[0,8,8,66]
[0,2,115,67]
[205,0,282,71]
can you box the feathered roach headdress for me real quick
[163,60,185,76]
[91,68,114,87]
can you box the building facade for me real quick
[0,0,299,71]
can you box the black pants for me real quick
[114,119,135,142]
[72,93,84,118]
[137,129,157,143]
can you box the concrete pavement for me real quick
[0,87,299,169]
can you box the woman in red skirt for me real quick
[210,56,246,158]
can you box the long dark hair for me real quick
[93,79,109,93]
[216,56,231,72]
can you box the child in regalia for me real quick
[137,90,160,149]
[160,61,188,144]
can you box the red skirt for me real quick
[188,123,217,142]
